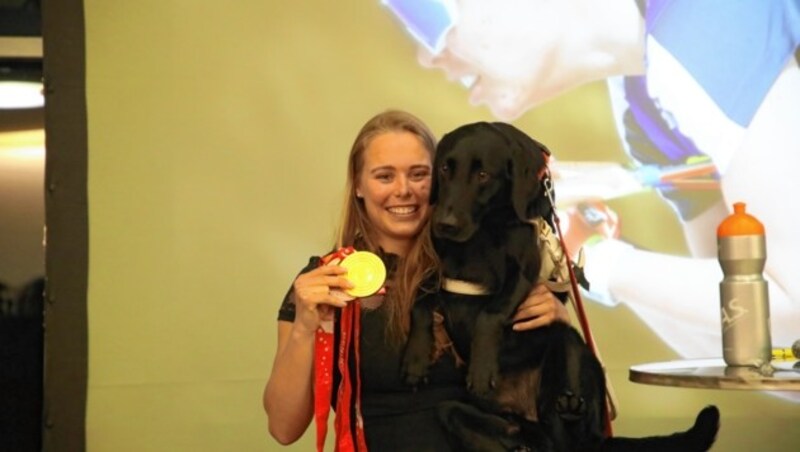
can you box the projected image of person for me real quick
[383,0,800,366]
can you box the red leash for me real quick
[544,172,615,438]
[551,213,598,356]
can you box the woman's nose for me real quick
[394,176,411,197]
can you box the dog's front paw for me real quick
[401,344,432,387]
[466,361,498,397]
[555,390,587,421]
[401,358,430,387]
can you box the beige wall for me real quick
[83,1,799,450]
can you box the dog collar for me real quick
[442,278,490,295]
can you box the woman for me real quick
[263,110,569,450]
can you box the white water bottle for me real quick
[717,202,772,367]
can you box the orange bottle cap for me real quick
[717,202,764,237]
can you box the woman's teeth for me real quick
[388,206,417,215]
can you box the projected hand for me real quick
[561,201,620,258]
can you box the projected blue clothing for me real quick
[622,0,800,219]
[647,0,800,127]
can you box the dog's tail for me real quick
[598,405,719,452]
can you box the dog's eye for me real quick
[477,171,490,184]
[439,164,449,175]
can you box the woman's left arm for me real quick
[511,283,570,331]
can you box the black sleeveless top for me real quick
[278,256,466,451]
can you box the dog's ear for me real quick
[510,145,538,221]
[491,123,545,221]
[527,137,555,222]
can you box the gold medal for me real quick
[340,251,386,298]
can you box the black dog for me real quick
[401,122,719,451]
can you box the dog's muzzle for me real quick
[433,213,476,242]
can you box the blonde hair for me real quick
[336,110,439,344]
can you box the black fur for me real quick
[402,122,719,451]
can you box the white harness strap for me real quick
[441,219,573,297]
[532,217,573,295]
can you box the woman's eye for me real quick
[376,173,393,182]
[410,170,430,181]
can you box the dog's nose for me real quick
[434,223,458,238]
[434,214,460,237]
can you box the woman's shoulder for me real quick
[277,255,323,322]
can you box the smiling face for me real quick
[356,131,433,255]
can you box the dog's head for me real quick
[431,122,552,242]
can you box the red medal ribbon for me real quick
[314,329,334,451]
[314,247,369,452]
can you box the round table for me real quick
[629,358,800,391]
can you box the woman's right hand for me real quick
[291,265,354,335]
[266,265,353,444]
